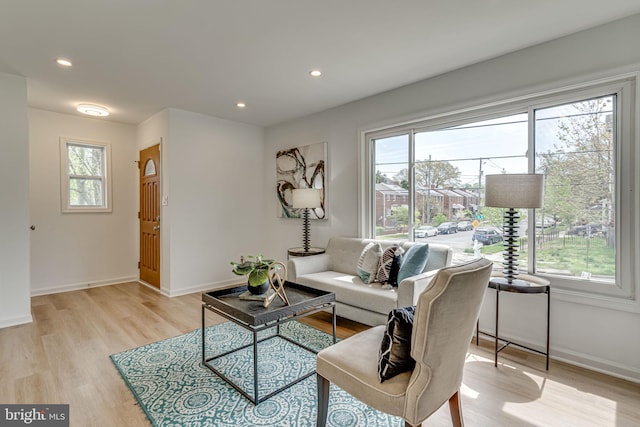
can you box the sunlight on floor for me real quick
[463,349,623,427]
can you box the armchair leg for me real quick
[317,373,330,427]
[448,390,464,427]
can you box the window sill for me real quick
[62,207,112,213]
[549,285,639,313]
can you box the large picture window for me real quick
[60,138,112,213]
[364,77,636,299]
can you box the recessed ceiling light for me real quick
[76,104,109,117]
[56,58,72,67]
[236,102,246,108]
[309,70,322,77]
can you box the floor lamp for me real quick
[485,174,544,286]
[292,188,322,253]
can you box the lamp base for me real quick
[301,208,311,252]
[501,208,521,280]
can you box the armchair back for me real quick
[404,257,492,422]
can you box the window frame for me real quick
[59,137,113,213]
[360,74,638,306]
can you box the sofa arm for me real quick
[287,253,331,281]
[396,269,440,308]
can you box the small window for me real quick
[60,138,112,213]
[144,159,156,176]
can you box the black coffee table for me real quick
[201,281,336,404]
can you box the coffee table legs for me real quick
[201,302,336,404]
[332,305,337,344]
[253,329,259,403]
[201,304,206,364]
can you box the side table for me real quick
[476,274,550,370]
[287,247,325,259]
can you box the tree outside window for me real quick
[60,138,112,213]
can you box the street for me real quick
[416,228,476,252]
[416,228,504,264]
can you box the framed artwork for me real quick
[276,141,326,219]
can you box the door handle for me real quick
[153,226,160,231]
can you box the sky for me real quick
[375,113,529,188]
[374,96,614,189]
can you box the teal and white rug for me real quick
[110,321,403,426]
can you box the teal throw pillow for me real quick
[397,243,429,283]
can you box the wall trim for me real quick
[0,314,33,329]
[165,279,239,297]
[477,332,640,384]
[30,275,138,297]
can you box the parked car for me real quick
[567,223,603,237]
[535,215,557,228]
[457,220,473,231]
[414,225,438,238]
[472,227,503,245]
[437,222,458,234]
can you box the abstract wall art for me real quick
[276,141,326,219]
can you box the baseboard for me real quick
[166,279,240,297]
[31,275,138,296]
[475,333,640,384]
[0,314,33,328]
[550,346,640,384]
[31,277,239,298]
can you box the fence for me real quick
[519,231,609,251]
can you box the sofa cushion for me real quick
[378,306,416,382]
[357,242,382,284]
[397,243,429,283]
[327,237,376,275]
[326,237,409,276]
[294,271,398,315]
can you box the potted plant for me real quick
[230,254,275,295]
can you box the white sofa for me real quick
[287,236,453,326]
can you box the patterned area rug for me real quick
[110,321,403,427]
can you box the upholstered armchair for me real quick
[316,258,493,427]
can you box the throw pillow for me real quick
[386,246,405,287]
[375,245,398,284]
[356,242,382,284]
[397,243,429,284]
[378,306,416,382]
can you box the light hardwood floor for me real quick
[1,282,638,426]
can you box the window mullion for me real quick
[409,129,416,238]
[528,106,537,274]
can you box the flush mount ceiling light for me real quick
[309,70,322,77]
[76,104,109,117]
[56,58,72,67]
[236,102,246,108]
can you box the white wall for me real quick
[0,72,31,328]
[136,108,265,296]
[29,109,138,295]
[263,14,640,381]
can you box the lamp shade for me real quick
[485,174,544,208]
[292,188,322,209]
